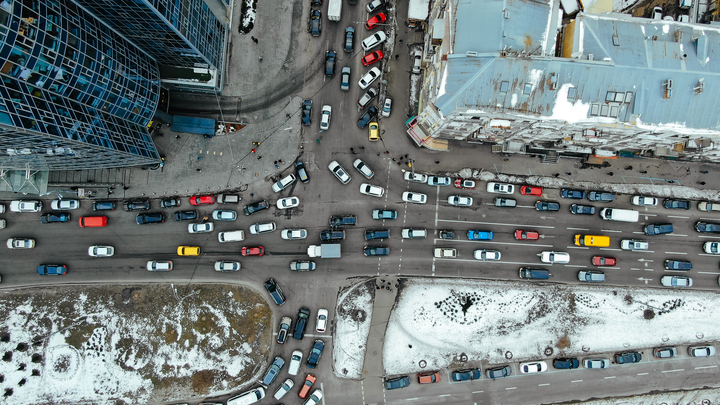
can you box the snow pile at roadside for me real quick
[333,280,375,379]
[454,168,720,200]
[573,387,720,404]
[384,278,720,375]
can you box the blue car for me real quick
[261,356,285,386]
[384,376,410,390]
[467,230,493,240]
[451,368,481,381]
[561,189,586,199]
[307,339,325,369]
[372,209,397,220]
[37,264,67,276]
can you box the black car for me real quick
[306,339,325,369]
[451,368,481,381]
[296,161,310,183]
[325,50,337,76]
[535,201,560,211]
[344,26,355,52]
[174,210,198,221]
[293,307,310,339]
[695,221,720,233]
[124,200,150,211]
[309,9,322,36]
[664,259,693,270]
[136,212,165,225]
[364,246,389,256]
[588,191,615,202]
[364,229,390,240]
[244,200,269,215]
[264,278,286,306]
[570,204,596,215]
[553,358,580,369]
[439,230,455,239]
[384,376,410,390]
[320,229,346,241]
[301,99,313,126]
[663,199,691,210]
[329,215,357,227]
[160,197,181,208]
[40,211,70,223]
[486,365,511,379]
[92,201,116,211]
[644,223,673,235]
[357,106,378,128]
[561,189,585,199]
[615,352,642,364]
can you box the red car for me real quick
[417,371,441,384]
[189,195,215,206]
[592,256,617,266]
[514,230,539,241]
[362,50,384,67]
[241,246,265,256]
[299,374,316,399]
[454,179,476,189]
[520,185,543,196]
[364,13,387,30]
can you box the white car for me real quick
[519,361,548,374]
[427,176,452,186]
[272,173,296,192]
[288,350,303,375]
[249,222,276,234]
[486,182,515,194]
[632,196,658,206]
[353,159,375,179]
[382,97,392,117]
[473,249,501,261]
[147,260,173,271]
[361,31,387,51]
[358,67,381,89]
[0,219,5,229]
[9,200,41,212]
[434,247,457,258]
[320,105,331,130]
[689,346,716,357]
[620,239,649,251]
[328,161,351,184]
[51,199,80,210]
[448,195,473,206]
[273,378,294,400]
[404,172,428,183]
[360,183,385,197]
[188,223,214,233]
[88,245,114,257]
[698,201,720,212]
[539,251,570,263]
[402,191,427,204]
[214,261,241,272]
[277,196,300,209]
[6,238,35,249]
[366,0,385,12]
[316,308,328,332]
[212,210,237,221]
[402,228,427,239]
[704,241,720,254]
[0,204,4,213]
[281,228,307,240]
[305,389,323,405]
[661,275,693,287]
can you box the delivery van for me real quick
[227,387,265,405]
[79,216,108,227]
[574,234,611,247]
[218,230,244,243]
[599,208,639,222]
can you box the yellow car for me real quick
[368,122,379,141]
[177,246,200,256]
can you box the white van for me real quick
[218,230,245,243]
[599,208,639,222]
[679,0,692,9]
[402,228,427,239]
[227,387,265,405]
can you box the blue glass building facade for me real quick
[0,0,161,170]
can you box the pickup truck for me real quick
[329,215,356,227]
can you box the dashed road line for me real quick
[571,380,583,383]
[698,271,720,275]
[604,376,616,379]
[695,365,718,370]
[599,248,622,251]
[538,383,550,386]
[439,219,555,228]
[637,372,649,376]
[664,251,687,255]
[567,227,590,231]
[662,369,684,373]
[472,390,485,394]
[439,394,451,397]
[601,229,623,233]
[505,387,517,390]
[566,246,590,250]
[667,215,690,219]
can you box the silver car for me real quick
[214,261,241,272]
[249,222,276,234]
[583,358,610,369]
[212,210,237,221]
[188,223,214,233]
[328,161,351,184]
[353,159,375,179]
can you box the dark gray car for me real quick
[344,27,355,52]
[486,365,511,379]
[645,223,673,235]
[588,191,614,202]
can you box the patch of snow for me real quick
[549,84,591,123]
[333,281,375,379]
[384,278,720,375]
[579,387,720,404]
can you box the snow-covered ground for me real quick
[577,387,720,404]
[383,278,720,375]
[333,280,375,379]
[0,284,271,404]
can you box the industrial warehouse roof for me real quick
[436,13,720,132]
[454,0,555,55]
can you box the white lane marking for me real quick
[662,369,684,373]
[667,215,690,219]
[406,398,418,401]
[567,228,589,231]
[698,271,720,275]
[565,265,588,268]
[601,229,623,233]
[538,383,550,386]
[567,246,589,250]
[472,390,485,393]
[505,387,517,390]
[698,235,720,239]
[695,365,718,370]
[637,372,649,376]
[699,253,720,257]
[632,231,645,234]
[664,251,687,255]
[630,268,641,271]
[439,394,451,397]
[439,219,555,229]
[571,380,583,383]
[599,248,622,251]
[436,258,547,266]
[604,376,616,379]
[666,234,688,237]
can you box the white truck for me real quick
[328,0,342,21]
[307,244,342,258]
